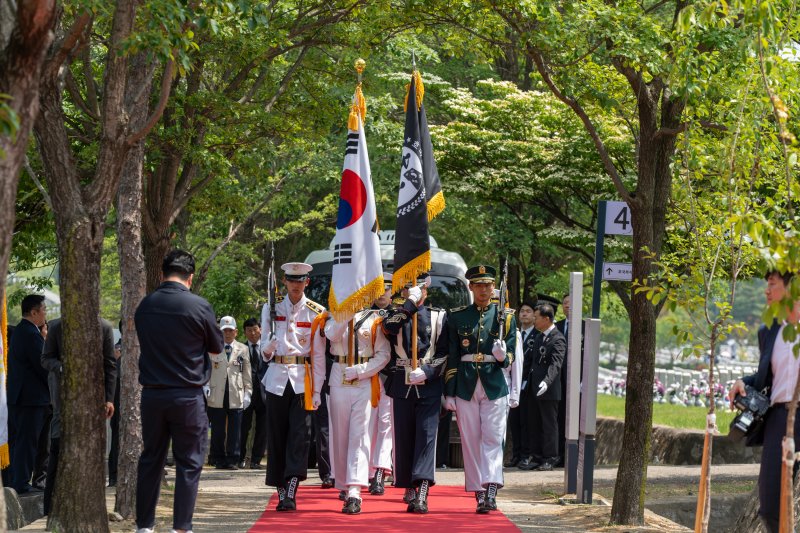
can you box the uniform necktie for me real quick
[564,320,569,338]
[225,344,232,361]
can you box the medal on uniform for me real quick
[461,339,469,347]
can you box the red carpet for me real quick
[248,485,519,532]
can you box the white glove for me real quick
[509,398,519,409]
[242,391,251,410]
[492,340,507,362]
[537,381,548,397]
[203,385,211,398]
[344,366,359,381]
[408,367,426,384]
[444,396,457,411]
[262,335,278,358]
[407,286,422,304]
[312,392,321,409]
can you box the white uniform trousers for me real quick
[455,379,508,492]
[326,392,336,482]
[329,384,373,490]
[368,377,393,476]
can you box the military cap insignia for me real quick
[479,266,486,274]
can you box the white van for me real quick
[304,230,471,309]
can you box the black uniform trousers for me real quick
[517,386,532,458]
[313,391,332,480]
[239,388,267,465]
[208,387,243,467]
[507,405,522,459]
[392,394,439,488]
[8,405,48,492]
[758,403,800,532]
[264,386,311,487]
[527,395,559,463]
[136,388,207,531]
[436,412,451,467]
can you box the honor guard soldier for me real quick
[311,304,390,515]
[381,273,448,513]
[259,262,325,511]
[444,265,516,514]
[367,272,396,496]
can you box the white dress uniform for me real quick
[316,311,390,499]
[259,294,319,395]
[503,330,524,416]
[368,375,393,478]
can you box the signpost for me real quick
[601,262,632,282]
[591,200,634,317]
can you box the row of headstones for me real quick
[597,365,757,389]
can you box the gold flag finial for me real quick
[349,59,367,130]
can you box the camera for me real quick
[729,385,771,442]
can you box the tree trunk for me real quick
[143,232,170,293]
[0,0,56,306]
[113,52,152,518]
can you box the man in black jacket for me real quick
[135,250,224,533]
[729,270,799,533]
[522,303,566,472]
[40,317,117,514]
[8,294,49,494]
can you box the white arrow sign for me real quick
[605,201,633,236]
[602,262,632,281]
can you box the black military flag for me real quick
[392,69,445,293]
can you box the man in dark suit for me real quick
[521,303,566,472]
[512,301,536,469]
[729,270,799,533]
[239,317,268,470]
[8,294,49,494]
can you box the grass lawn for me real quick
[597,394,737,433]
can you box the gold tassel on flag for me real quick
[427,190,445,221]
[0,291,9,469]
[404,70,425,112]
[348,59,367,131]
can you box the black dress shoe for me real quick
[278,497,296,511]
[369,477,385,495]
[321,476,334,489]
[553,458,565,468]
[476,500,490,514]
[403,487,416,504]
[484,497,497,511]
[338,490,347,501]
[504,456,520,468]
[250,462,265,470]
[519,458,541,471]
[535,462,554,471]
[238,460,247,469]
[342,497,361,515]
[412,499,429,514]
[216,463,237,470]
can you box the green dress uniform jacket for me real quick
[444,303,517,401]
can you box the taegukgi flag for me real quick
[392,68,445,293]
[328,81,384,321]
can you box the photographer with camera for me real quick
[728,270,800,533]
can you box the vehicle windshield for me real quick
[307,274,470,310]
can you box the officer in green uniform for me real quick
[443,265,516,514]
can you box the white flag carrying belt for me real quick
[327,83,384,322]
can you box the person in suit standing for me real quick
[524,303,566,472]
[239,317,268,469]
[206,316,252,470]
[8,294,49,494]
[728,270,799,533]
[443,265,516,514]
[511,301,536,469]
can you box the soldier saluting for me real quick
[444,265,516,514]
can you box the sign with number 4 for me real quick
[605,201,633,236]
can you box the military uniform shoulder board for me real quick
[305,299,325,314]
[449,305,468,313]
[428,306,443,312]
[392,297,406,306]
[275,295,285,303]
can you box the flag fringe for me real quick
[328,276,385,322]
[392,251,431,295]
[427,190,445,222]
[403,70,424,112]
[348,83,366,131]
[0,444,8,469]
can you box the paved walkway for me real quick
[18,463,760,532]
